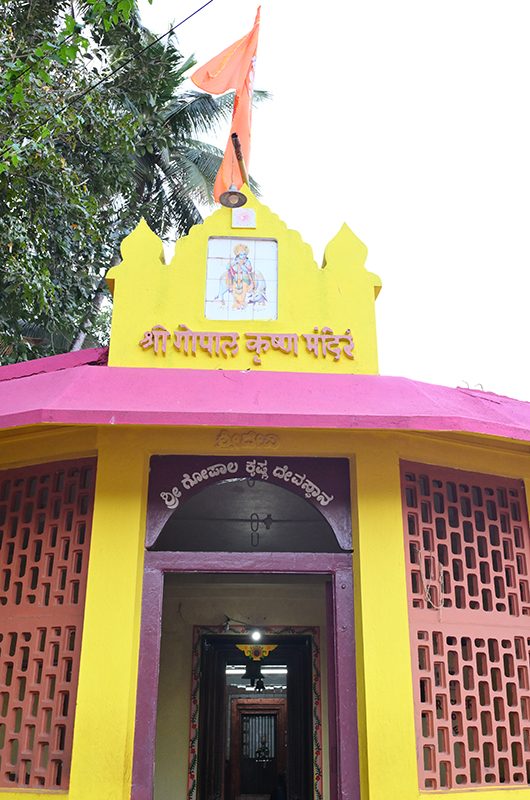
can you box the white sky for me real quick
[138,0,530,401]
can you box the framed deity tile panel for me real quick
[205,237,278,321]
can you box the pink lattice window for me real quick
[401,462,530,790]
[0,459,96,789]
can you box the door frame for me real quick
[192,629,318,800]
[130,551,358,800]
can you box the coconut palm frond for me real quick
[105,29,271,238]
[163,92,231,134]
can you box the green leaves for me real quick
[0,3,139,360]
[0,0,136,166]
[0,0,268,362]
[84,0,135,30]
[10,82,24,105]
[63,15,78,36]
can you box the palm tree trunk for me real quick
[69,275,108,351]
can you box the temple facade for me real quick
[1,190,529,800]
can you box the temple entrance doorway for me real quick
[154,577,325,800]
[135,460,359,800]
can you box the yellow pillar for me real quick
[354,440,418,799]
[68,429,147,800]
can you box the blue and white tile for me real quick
[207,237,232,259]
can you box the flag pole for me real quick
[231,132,250,186]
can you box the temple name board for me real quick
[139,323,355,366]
[145,455,353,550]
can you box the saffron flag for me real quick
[192,7,261,202]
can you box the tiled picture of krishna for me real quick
[205,237,278,321]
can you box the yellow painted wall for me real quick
[0,426,97,470]
[67,429,148,800]
[0,424,529,800]
[105,190,382,374]
[154,578,330,800]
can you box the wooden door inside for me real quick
[197,635,313,800]
[230,698,287,800]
